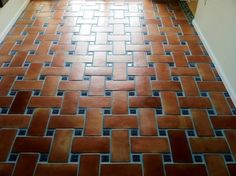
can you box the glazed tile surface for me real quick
[0,0,236,175]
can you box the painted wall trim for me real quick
[193,19,236,107]
[0,0,30,43]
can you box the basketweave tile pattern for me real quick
[0,0,236,176]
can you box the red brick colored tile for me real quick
[0,163,14,176]
[211,116,236,129]
[151,81,182,91]
[157,115,193,129]
[13,137,52,153]
[131,137,169,153]
[9,91,31,114]
[225,131,236,159]
[191,109,214,137]
[79,155,100,176]
[13,154,38,176]
[25,63,43,80]
[130,97,161,108]
[106,81,134,91]
[136,76,152,96]
[181,77,199,96]
[168,130,192,163]
[104,115,138,129]
[155,63,171,80]
[41,76,60,96]
[143,154,164,176]
[205,155,229,176]
[28,108,50,136]
[59,81,89,91]
[89,76,105,96]
[35,164,78,176]
[49,130,73,162]
[84,109,102,136]
[0,129,17,161]
[198,63,215,81]
[139,109,157,135]
[29,97,62,108]
[0,115,30,128]
[72,137,109,153]
[190,138,230,153]
[61,92,80,114]
[179,97,212,109]
[49,115,84,129]
[79,97,111,108]
[165,164,208,176]
[69,63,85,80]
[13,81,43,90]
[101,164,142,176]
[112,91,128,114]
[161,91,180,115]
[113,63,127,80]
[0,76,15,96]
[210,92,232,115]
[111,130,130,162]
[228,164,236,176]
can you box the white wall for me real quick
[193,0,236,106]
[0,0,30,42]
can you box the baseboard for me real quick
[0,0,30,43]
[193,19,236,107]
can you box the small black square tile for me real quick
[81,91,88,97]
[232,109,236,115]
[9,91,17,96]
[74,129,83,136]
[78,108,86,115]
[181,109,189,115]
[159,130,167,136]
[172,76,179,81]
[83,76,90,81]
[44,62,51,67]
[145,41,150,45]
[132,154,141,162]
[16,40,22,45]
[1,108,8,114]
[146,51,152,55]
[131,129,138,136]
[185,51,191,56]
[152,90,159,97]
[103,129,110,136]
[52,108,60,115]
[176,92,184,97]
[216,76,222,81]
[168,63,175,67]
[215,130,223,137]
[104,109,112,115]
[70,154,79,162]
[3,62,10,67]
[22,31,28,36]
[187,130,196,137]
[24,62,30,67]
[33,90,40,96]
[68,51,74,55]
[195,77,201,82]
[155,108,163,115]
[129,108,137,114]
[189,63,196,67]
[181,41,187,45]
[17,76,24,80]
[194,155,203,163]
[210,63,215,68]
[163,154,172,162]
[28,50,36,55]
[46,129,54,136]
[10,50,17,55]
[8,153,18,162]
[101,155,110,163]
[61,76,68,81]
[208,109,216,115]
[39,31,44,35]
[224,154,234,162]
[57,91,64,96]
[49,50,54,55]
[39,75,46,80]
[65,62,72,67]
[128,75,135,81]
[39,154,48,162]
[35,40,40,45]
[106,76,112,81]
[200,92,208,97]
[129,91,136,96]
[18,129,27,136]
[150,76,156,81]
[105,91,111,97]
[224,92,230,97]
[26,108,34,115]
[148,62,154,67]
[165,51,171,56]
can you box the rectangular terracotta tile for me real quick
[0,163,14,176]
[211,116,236,129]
[93,52,106,67]
[191,109,214,137]
[79,97,111,108]
[136,76,152,96]
[179,97,212,109]
[104,115,138,129]
[84,109,102,136]
[130,97,161,108]
[13,154,38,176]
[28,108,51,136]
[49,115,84,129]
[151,81,182,91]
[139,109,157,135]
[111,130,130,162]
[190,138,230,153]
[69,62,85,80]
[181,77,199,96]
[143,154,164,176]
[72,137,109,153]
[35,164,78,176]
[13,81,43,90]
[49,130,73,162]
[225,131,236,159]
[79,155,100,176]
[112,91,128,114]
[131,137,169,153]
[9,91,32,114]
[89,76,105,96]
[85,67,112,76]
[0,115,30,128]
[205,155,229,176]
[0,76,15,96]
[61,92,80,114]
[101,164,142,176]
[106,81,135,91]
[198,63,215,81]
[168,130,192,163]
[210,92,232,115]
[59,81,89,91]
[0,129,17,161]
[13,137,52,153]
[41,76,60,96]
[161,91,180,115]
[29,97,62,108]
[113,63,127,80]
[155,63,171,80]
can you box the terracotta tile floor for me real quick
[0,0,236,175]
